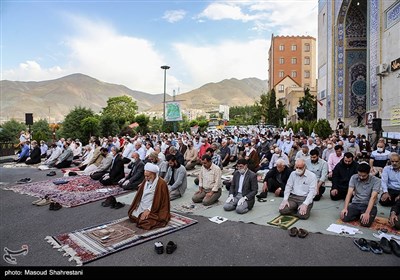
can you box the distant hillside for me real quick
[0,73,164,122]
[151,77,267,112]
[0,74,267,122]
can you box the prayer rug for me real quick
[45,212,197,266]
[4,175,128,207]
[2,162,42,168]
[336,217,400,235]
[267,215,299,229]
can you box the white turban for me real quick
[144,162,159,174]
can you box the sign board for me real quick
[365,111,377,128]
[165,101,182,121]
[391,106,400,125]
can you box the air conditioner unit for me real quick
[376,63,389,75]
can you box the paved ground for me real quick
[0,165,399,276]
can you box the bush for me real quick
[314,119,333,139]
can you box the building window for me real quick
[304,57,310,65]
[279,57,285,64]
[278,85,284,92]
[279,44,284,51]
[291,58,297,64]
[304,71,310,78]
[279,71,284,78]
[291,44,297,51]
[305,43,310,52]
[291,71,297,78]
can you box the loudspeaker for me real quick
[25,113,33,125]
[372,118,382,131]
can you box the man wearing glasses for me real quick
[380,153,400,207]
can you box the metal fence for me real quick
[0,142,16,157]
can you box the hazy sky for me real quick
[1,0,318,94]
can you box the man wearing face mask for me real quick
[388,140,400,154]
[269,147,289,169]
[306,149,328,201]
[331,152,359,200]
[369,142,391,177]
[340,163,380,227]
[118,152,145,190]
[223,159,258,214]
[379,153,400,207]
[258,159,292,198]
[279,159,317,219]
[128,162,170,230]
[345,137,360,159]
[322,141,335,162]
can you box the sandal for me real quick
[353,238,370,252]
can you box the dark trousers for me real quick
[379,189,400,207]
[267,177,285,197]
[342,203,377,227]
[313,186,326,201]
[55,160,72,169]
[330,188,348,201]
[90,171,107,181]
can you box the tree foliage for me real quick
[100,115,120,137]
[314,119,333,139]
[0,119,26,142]
[81,117,101,141]
[102,96,138,125]
[59,106,95,141]
[32,119,52,143]
[134,114,150,135]
[297,88,317,121]
[229,105,259,125]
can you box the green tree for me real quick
[268,89,279,125]
[102,96,138,125]
[314,119,333,139]
[59,106,95,141]
[277,100,288,127]
[81,116,101,141]
[297,88,317,121]
[100,115,119,137]
[148,117,163,133]
[0,119,26,142]
[32,119,52,143]
[134,114,150,135]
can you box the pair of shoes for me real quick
[101,196,116,207]
[288,227,308,238]
[155,242,164,254]
[68,171,78,176]
[353,238,370,252]
[112,202,125,209]
[49,202,62,211]
[32,194,49,205]
[257,198,267,202]
[47,171,56,176]
[166,241,177,254]
[256,192,267,199]
[17,178,31,184]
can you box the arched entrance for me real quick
[335,0,368,123]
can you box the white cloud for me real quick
[163,10,186,23]
[173,39,269,92]
[198,0,317,36]
[197,3,256,22]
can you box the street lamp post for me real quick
[161,65,170,128]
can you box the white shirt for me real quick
[132,176,159,218]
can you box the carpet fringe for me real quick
[44,236,82,266]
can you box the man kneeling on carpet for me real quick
[340,162,381,227]
[128,163,171,230]
[279,158,317,220]
[223,159,258,214]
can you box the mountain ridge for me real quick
[1,73,267,122]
